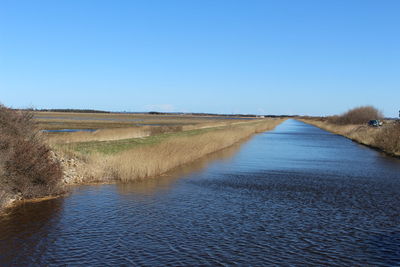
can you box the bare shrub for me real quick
[328,106,383,125]
[0,189,10,208]
[0,105,63,206]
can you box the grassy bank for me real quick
[58,119,284,184]
[299,118,400,157]
[1,106,283,211]
[46,121,243,145]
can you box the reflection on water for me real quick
[117,140,246,196]
[0,198,64,265]
[1,120,400,266]
[42,129,97,133]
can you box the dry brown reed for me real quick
[46,121,241,144]
[84,119,283,183]
[300,119,400,156]
[374,122,400,155]
[182,121,235,131]
[34,111,251,131]
[47,127,150,144]
[47,125,187,144]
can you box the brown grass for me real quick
[299,105,400,156]
[374,122,400,155]
[34,111,254,130]
[46,121,245,145]
[300,118,400,156]
[115,141,245,195]
[47,126,151,144]
[68,119,284,183]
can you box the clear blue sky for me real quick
[1,0,399,116]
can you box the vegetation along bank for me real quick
[299,106,400,157]
[0,105,285,210]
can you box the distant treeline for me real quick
[28,108,295,118]
[32,108,112,113]
[149,111,295,118]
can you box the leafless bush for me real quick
[0,105,63,205]
[328,106,383,125]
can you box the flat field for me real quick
[54,118,284,184]
[35,111,283,184]
[35,111,261,144]
[34,111,256,130]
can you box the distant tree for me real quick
[329,106,383,125]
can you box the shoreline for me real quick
[0,194,66,213]
[299,119,400,159]
[1,119,285,212]
[58,119,285,184]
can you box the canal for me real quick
[1,119,399,266]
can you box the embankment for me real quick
[1,118,284,211]
[0,106,64,211]
[299,118,400,157]
[58,119,285,184]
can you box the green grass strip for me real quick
[58,126,224,155]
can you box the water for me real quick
[42,129,97,133]
[1,119,399,266]
[34,116,144,122]
[34,115,257,122]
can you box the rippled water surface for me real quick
[1,120,400,266]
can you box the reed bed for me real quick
[47,127,150,144]
[47,121,244,144]
[300,119,400,157]
[47,125,184,144]
[34,111,254,130]
[68,119,284,183]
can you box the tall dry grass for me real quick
[83,119,283,183]
[181,121,236,131]
[47,125,186,144]
[374,122,400,155]
[47,127,150,144]
[299,105,400,156]
[46,121,241,145]
[116,140,246,195]
[300,119,378,145]
[300,119,400,156]
[34,111,252,131]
